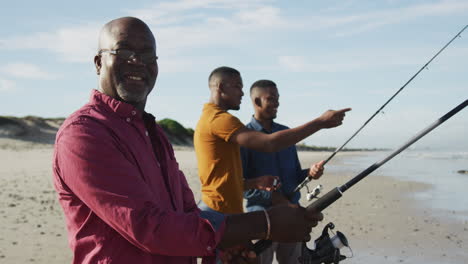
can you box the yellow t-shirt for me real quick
[194,103,245,214]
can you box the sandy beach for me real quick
[0,140,466,263]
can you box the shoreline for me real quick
[0,145,466,263]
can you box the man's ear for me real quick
[254,97,262,107]
[218,81,226,95]
[94,55,102,75]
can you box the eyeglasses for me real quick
[99,49,158,64]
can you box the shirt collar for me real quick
[90,89,145,120]
[249,116,280,133]
[204,102,225,112]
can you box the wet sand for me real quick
[0,142,466,263]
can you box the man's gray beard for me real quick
[117,85,147,104]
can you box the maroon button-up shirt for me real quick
[53,90,225,264]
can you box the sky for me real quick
[1,0,467,150]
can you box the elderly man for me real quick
[52,17,323,264]
[194,66,350,215]
[241,80,328,264]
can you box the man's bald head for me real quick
[98,17,155,52]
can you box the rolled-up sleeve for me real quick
[55,118,225,257]
[210,112,245,142]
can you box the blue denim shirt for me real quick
[241,117,308,211]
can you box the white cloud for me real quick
[135,0,468,73]
[52,24,101,62]
[277,43,463,73]
[278,56,309,72]
[0,78,16,92]
[1,0,466,71]
[125,0,289,57]
[329,0,468,37]
[158,57,201,73]
[0,23,100,63]
[126,0,272,25]
[0,1,284,66]
[278,55,363,73]
[233,6,282,27]
[1,63,57,80]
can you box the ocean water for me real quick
[301,150,468,264]
[329,149,468,218]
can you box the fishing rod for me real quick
[291,25,468,196]
[254,99,468,259]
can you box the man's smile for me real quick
[123,72,147,84]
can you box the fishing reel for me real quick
[299,222,350,264]
[306,184,323,201]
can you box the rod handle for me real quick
[306,187,343,212]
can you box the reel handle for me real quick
[251,239,272,254]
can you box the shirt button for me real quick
[131,110,136,115]
[207,246,212,251]
[126,118,131,122]
[145,131,149,136]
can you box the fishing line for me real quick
[292,25,468,195]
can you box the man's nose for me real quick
[273,98,279,107]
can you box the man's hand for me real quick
[308,160,325,180]
[244,175,280,191]
[317,108,351,128]
[271,191,290,206]
[220,244,259,264]
[218,204,323,250]
[267,204,323,242]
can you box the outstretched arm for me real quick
[230,108,351,152]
